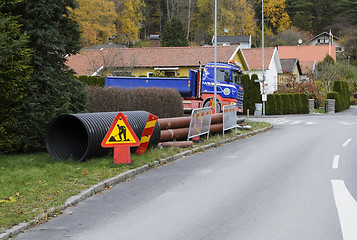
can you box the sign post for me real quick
[135,114,159,155]
[101,113,140,164]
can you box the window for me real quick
[217,69,230,82]
[232,70,241,85]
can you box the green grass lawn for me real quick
[0,121,270,232]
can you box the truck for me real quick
[105,62,244,113]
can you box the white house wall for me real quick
[246,70,277,95]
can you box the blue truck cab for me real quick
[200,62,244,112]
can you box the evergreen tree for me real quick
[12,0,87,152]
[0,0,32,152]
[161,18,188,47]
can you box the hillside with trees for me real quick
[66,0,356,64]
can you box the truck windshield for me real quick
[217,69,230,82]
[232,70,241,85]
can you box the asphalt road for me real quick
[16,107,357,240]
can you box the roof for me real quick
[242,47,275,70]
[84,43,124,50]
[299,61,316,75]
[280,58,302,75]
[215,36,251,44]
[66,45,239,76]
[307,31,340,43]
[278,45,336,62]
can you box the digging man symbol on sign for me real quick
[117,123,127,141]
[108,119,130,142]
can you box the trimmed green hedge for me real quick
[326,81,350,112]
[86,86,184,118]
[266,94,277,115]
[275,94,284,115]
[300,93,310,114]
[241,74,261,114]
[77,75,105,87]
[266,93,309,115]
[327,91,342,112]
[281,94,291,114]
[288,94,296,114]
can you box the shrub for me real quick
[251,74,262,109]
[294,93,303,114]
[333,80,350,111]
[281,94,292,114]
[86,86,184,118]
[77,75,105,87]
[274,94,284,115]
[266,94,277,115]
[299,93,309,114]
[288,94,296,114]
[327,91,342,112]
[241,74,261,115]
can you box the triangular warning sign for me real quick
[101,113,140,147]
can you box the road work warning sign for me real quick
[101,113,140,148]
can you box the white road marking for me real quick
[332,155,340,169]
[331,180,357,240]
[342,139,352,147]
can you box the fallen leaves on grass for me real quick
[0,193,23,203]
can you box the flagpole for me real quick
[329,29,331,56]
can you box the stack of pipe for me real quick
[158,113,224,143]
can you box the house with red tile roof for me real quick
[277,45,336,80]
[242,47,282,94]
[65,45,249,78]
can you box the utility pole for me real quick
[214,0,217,113]
[261,0,266,115]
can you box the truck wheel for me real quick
[203,98,221,113]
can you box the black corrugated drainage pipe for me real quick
[46,111,161,161]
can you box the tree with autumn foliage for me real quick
[69,0,117,46]
[256,0,291,34]
[113,0,145,45]
[194,0,255,44]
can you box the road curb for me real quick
[1,124,272,240]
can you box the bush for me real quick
[86,87,184,118]
[299,93,310,114]
[332,80,350,111]
[266,94,277,115]
[281,94,292,114]
[274,94,284,115]
[288,94,296,114]
[294,93,303,114]
[241,74,261,115]
[77,75,105,87]
[327,91,342,112]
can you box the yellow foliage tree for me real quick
[69,0,117,47]
[113,0,145,44]
[195,0,255,43]
[260,0,291,33]
[218,0,255,36]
